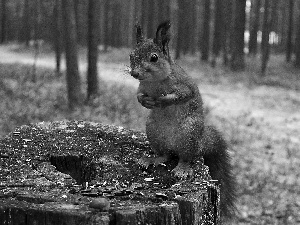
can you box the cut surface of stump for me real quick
[0,121,220,224]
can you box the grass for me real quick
[0,46,300,224]
[0,63,147,138]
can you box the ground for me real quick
[0,43,300,224]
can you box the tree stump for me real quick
[0,121,220,225]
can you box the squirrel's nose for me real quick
[131,70,140,79]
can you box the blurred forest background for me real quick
[1,0,300,224]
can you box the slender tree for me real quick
[201,0,211,61]
[175,0,185,59]
[127,0,135,47]
[141,0,149,37]
[186,0,197,54]
[111,2,122,47]
[31,0,42,83]
[211,0,223,67]
[295,13,300,67]
[74,0,80,40]
[153,0,160,35]
[261,0,278,74]
[87,0,100,100]
[230,0,247,71]
[270,0,279,41]
[157,0,170,23]
[222,0,233,65]
[146,0,156,38]
[20,0,31,45]
[103,0,110,51]
[248,0,261,55]
[62,0,83,109]
[286,0,294,62]
[1,0,7,43]
[260,0,273,75]
[53,0,62,75]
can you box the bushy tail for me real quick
[202,125,237,221]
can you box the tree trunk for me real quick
[181,0,189,54]
[21,0,31,45]
[111,2,122,48]
[261,0,270,75]
[211,0,223,67]
[222,0,233,65]
[103,0,110,51]
[73,0,80,40]
[141,0,149,37]
[230,0,246,71]
[176,0,193,58]
[190,0,198,54]
[270,0,279,43]
[127,0,135,47]
[185,0,196,54]
[53,0,62,75]
[157,0,170,23]
[248,0,261,55]
[133,0,142,46]
[295,13,300,67]
[1,0,7,43]
[31,0,41,83]
[201,0,211,61]
[62,0,82,109]
[146,0,155,38]
[87,0,100,100]
[286,0,294,62]
[152,0,159,34]
[175,0,185,59]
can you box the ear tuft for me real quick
[154,20,171,57]
[135,22,143,44]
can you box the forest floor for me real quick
[0,43,300,224]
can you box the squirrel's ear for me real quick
[135,23,143,44]
[154,20,171,57]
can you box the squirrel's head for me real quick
[130,21,172,82]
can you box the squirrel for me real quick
[129,21,237,220]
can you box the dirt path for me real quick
[0,44,138,87]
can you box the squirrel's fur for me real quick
[130,21,237,221]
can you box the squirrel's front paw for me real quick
[172,161,193,179]
[137,94,157,109]
[157,93,177,107]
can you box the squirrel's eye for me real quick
[150,53,159,62]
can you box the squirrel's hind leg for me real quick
[172,159,193,178]
[138,155,169,168]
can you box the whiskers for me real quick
[123,65,132,76]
